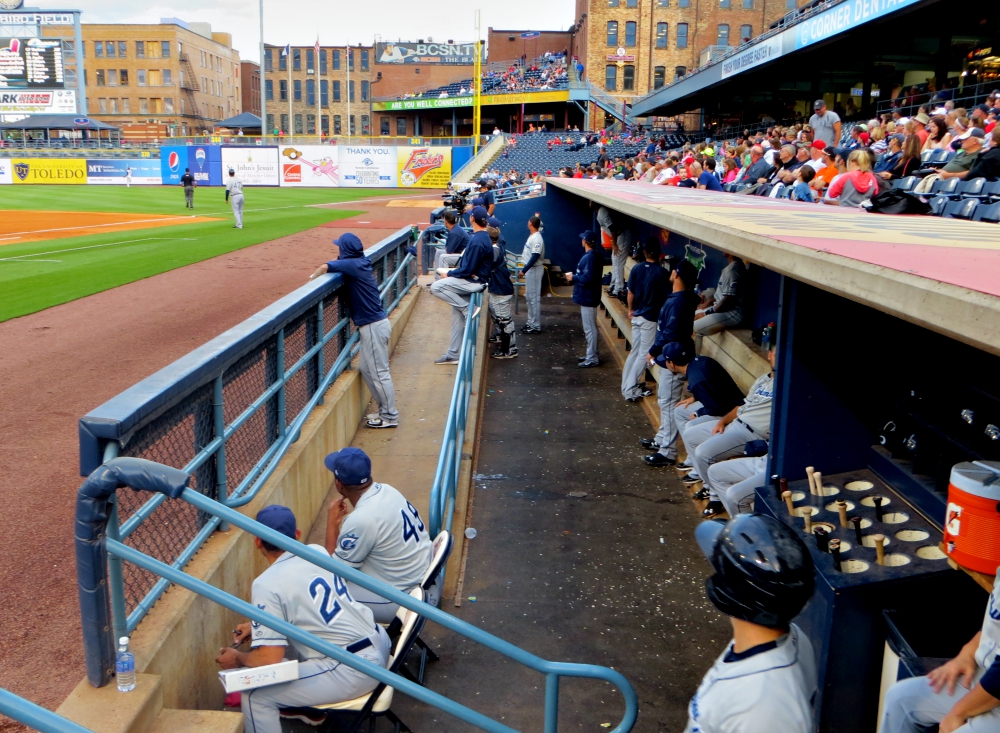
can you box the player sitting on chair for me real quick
[216,505,389,733]
[324,448,433,623]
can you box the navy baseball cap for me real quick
[324,447,372,485]
[675,259,699,288]
[471,196,485,206]
[487,216,501,228]
[579,230,597,245]
[658,341,693,367]
[470,206,489,223]
[256,505,297,539]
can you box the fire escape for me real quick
[178,52,203,126]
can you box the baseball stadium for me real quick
[3,0,1000,732]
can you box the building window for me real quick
[654,66,665,88]
[720,0,730,8]
[148,42,159,59]
[786,0,796,7]
[397,117,407,135]
[623,65,635,90]
[656,23,668,48]
[107,69,117,86]
[657,0,669,5]
[279,79,287,101]
[96,69,105,86]
[265,79,273,101]
[362,114,370,134]
[361,49,369,70]
[139,98,148,114]
[161,41,170,58]
[109,98,118,113]
[361,80,369,101]
[264,48,272,72]
[717,24,730,45]
[151,98,161,114]
[349,80,355,102]
[122,98,130,113]
[605,64,617,91]
[94,41,103,58]
[334,115,342,134]
[295,113,303,133]
[280,113,288,133]
[307,78,315,105]
[677,23,689,48]
[163,69,172,85]
[164,97,173,113]
[625,21,637,46]
[279,50,286,71]
[321,115,329,134]
[349,114,356,135]
[740,24,753,42]
[607,21,618,46]
[608,0,619,6]
[105,41,115,58]
[333,80,341,101]
[149,70,161,86]
[63,40,75,60]
[120,69,128,85]
[267,113,274,131]
[293,48,301,70]
[118,41,127,57]
[319,50,326,75]
[294,79,301,101]
[306,48,314,71]
[381,117,390,135]
[348,50,354,71]
[136,41,145,58]
[98,98,107,113]
[626,0,637,6]
[333,50,340,70]
[307,113,316,134]
[679,0,690,7]
[320,79,328,106]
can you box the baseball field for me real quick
[0,185,394,323]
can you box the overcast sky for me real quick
[69,0,577,63]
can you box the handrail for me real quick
[76,457,638,732]
[428,292,483,537]
[493,181,546,203]
[0,688,94,733]
[452,133,507,183]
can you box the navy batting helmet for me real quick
[696,514,815,627]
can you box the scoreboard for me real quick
[0,37,64,88]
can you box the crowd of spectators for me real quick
[393,52,572,101]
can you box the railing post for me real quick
[276,328,286,437]
[316,300,325,406]
[212,375,229,529]
[544,673,560,733]
[103,441,128,644]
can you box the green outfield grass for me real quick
[0,186,394,322]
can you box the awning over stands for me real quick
[0,114,120,131]
[214,112,262,130]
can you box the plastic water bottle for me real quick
[116,636,136,692]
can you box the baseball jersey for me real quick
[250,544,377,660]
[334,483,432,592]
[596,206,613,235]
[226,176,245,196]
[685,624,816,733]
[520,232,544,269]
[736,373,774,439]
[712,259,746,309]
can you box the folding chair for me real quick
[307,587,426,733]
[942,198,978,220]
[400,531,454,685]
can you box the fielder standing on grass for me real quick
[310,233,398,429]
[180,168,196,209]
[225,167,245,229]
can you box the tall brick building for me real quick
[575,0,801,101]
[241,61,261,117]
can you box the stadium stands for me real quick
[490,131,691,176]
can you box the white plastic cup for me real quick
[465,527,478,539]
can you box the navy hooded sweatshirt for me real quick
[447,229,493,283]
[325,233,387,327]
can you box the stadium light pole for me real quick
[259,0,266,141]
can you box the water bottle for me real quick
[116,636,136,692]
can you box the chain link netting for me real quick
[109,238,415,619]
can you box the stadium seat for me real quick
[894,176,917,192]
[958,178,986,198]
[929,177,960,197]
[982,181,1000,202]
[972,201,1000,223]
[942,198,978,220]
[920,151,932,164]
[928,196,950,216]
[402,530,454,685]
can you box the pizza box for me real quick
[219,660,299,692]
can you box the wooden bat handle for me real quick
[873,534,886,565]
[803,510,812,534]
[837,499,849,528]
[782,490,795,515]
[805,466,816,495]
[813,471,823,495]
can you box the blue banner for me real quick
[793,0,923,49]
[160,144,223,186]
[87,158,162,185]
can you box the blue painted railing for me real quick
[78,228,417,640]
[428,292,484,537]
[76,458,638,733]
[0,689,93,733]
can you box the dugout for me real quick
[496,177,999,732]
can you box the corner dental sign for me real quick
[794,0,922,49]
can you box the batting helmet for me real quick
[696,514,815,627]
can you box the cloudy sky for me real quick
[69,0,577,63]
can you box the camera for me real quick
[442,184,474,214]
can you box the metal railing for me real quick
[158,135,479,146]
[76,457,638,733]
[0,688,93,733]
[876,80,997,118]
[493,180,546,203]
[78,228,417,641]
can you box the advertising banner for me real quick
[339,146,396,187]
[10,158,86,184]
[86,159,162,185]
[278,145,340,187]
[374,90,568,112]
[0,158,11,185]
[396,146,451,188]
[0,89,75,114]
[221,146,280,186]
[721,36,783,80]
[375,41,479,65]
[793,0,923,49]
[161,144,222,186]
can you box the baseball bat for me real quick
[873,534,886,565]
[814,526,829,552]
[805,466,816,495]
[813,471,823,495]
[851,516,863,545]
[771,474,782,499]
[803,510,813,535]
[829,539,842,571]
[782,490,795,515]
[873,495,886,522]
[837,499,849,528]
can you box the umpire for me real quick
[621,238,668,401]
[180,168,196,209]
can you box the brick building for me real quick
[486,29,576,65]
[241,61,261,117]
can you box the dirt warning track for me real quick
[0,210,219,245]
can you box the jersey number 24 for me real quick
[401,501,425,544]
[309,575,353,625]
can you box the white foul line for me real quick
[0,237,198,262]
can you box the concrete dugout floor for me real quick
[392,295,731,732]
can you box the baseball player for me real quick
[309,233,398,429]
[180,168,196,209]
[706,456,768,517]
[519,215,544,334]
[486,216,517,359]
[478,178,496,216]
[429,206,491,365]
[225,167,245,229]
[565,230,603,368]
[125,167,132,188]
[695,254,747,336]
[641,259,701,467]
[687,514,817,733]
[595,205,629,299]
[433,209,470,278]
[880,565,1000,733]
[216,505,389,733]
[621,238,669,401]
[323,448,433,622]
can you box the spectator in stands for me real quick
[810,100,842,147]
[737,146,774,185]
[892,134,923,180]
[519,215,545,334]
[621,238,669,401]
[721,158,740,184]
[565,230,604,368]
[912,113,931,146]
[874,135,904,178]
[937,128,986,180]
[923,116,952,152]
[791,167,816,202]
[802,140,827,172]
[434,209,470,276]
[698,159,724,191]
[772,145,805,185]
[824,150,878,206]
[678,165,698,188]
[965,128,1000,181]
[694,253,746,336]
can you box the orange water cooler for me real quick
[944,461,1000,575]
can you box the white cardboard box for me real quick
[219,660,299,692]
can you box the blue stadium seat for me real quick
[958,178,986,198]
[972,201,1000,223]
[982,181,1000,202]
[894,176,917,192]
[942,198,978,220]
[929,177,960,197]
[928,196,949,216]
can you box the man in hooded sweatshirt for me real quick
[310,234,398,429]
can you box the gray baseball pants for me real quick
[429,277,485,360]
[241,626,390,733]
[231,193,244,228]
[524,266,543,330]
[580,306,599,365]
[433,251,462,279]
[358,319,397,424]
[654,366,685,459]
[488,294,516,348]
[694,308,743,336]
[880,672,999,733]
[707,456,766,515]
[683,418,757,495]
[611,248,626,294]
[621,316,656,400]
[184,185,194,208]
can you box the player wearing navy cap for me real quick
[217,504,389,733]
[485,216,517,359]
[686,514,817,733]
[310,234,397,429]
[621,238,669,401]
[433,209,470,278]
[565,230,603,367]
[323,448,433,621]
[429,206,492,365]
[477,178,496,216]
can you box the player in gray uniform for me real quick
[688,514,817,733]
[519,215,544,334]
[225,167,245,229]
[880,565,1000,732]
[216,505,389,733]
[695,254,746,336]
[706,455,768,517]
[323,448,433,622]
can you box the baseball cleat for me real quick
[701,501,726,519]
[682,474,703,486]
[691,487,712,501]
[642,453,676,467]
[366,418,398,429]
[491,349,519,359]
[434,356,459,365]
[638,438,660,450]
[279,708,328,727]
